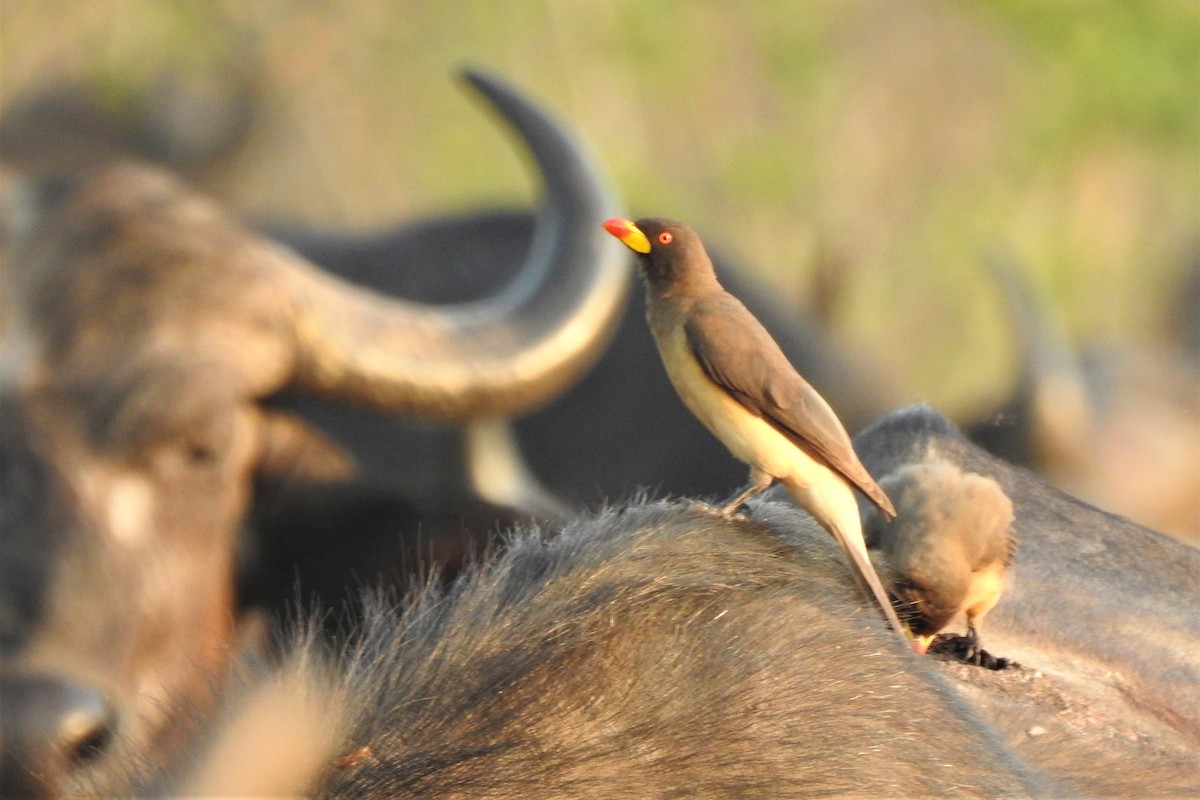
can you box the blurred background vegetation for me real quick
[2,0,1197,417]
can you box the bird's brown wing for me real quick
[961,472,1017,570]
[685,294,895,517]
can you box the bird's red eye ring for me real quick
[657,231,673,245]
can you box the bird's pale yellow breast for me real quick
[652,319,825,484]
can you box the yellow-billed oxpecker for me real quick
[864,461,1015,661]
[603,216,904,636]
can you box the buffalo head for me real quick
[0,69,625,795]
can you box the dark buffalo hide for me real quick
[80,409,1199,798]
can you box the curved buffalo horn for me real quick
[984,253,1093,463]
[284,67,629,421]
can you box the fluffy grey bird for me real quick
[864,461,1015,661]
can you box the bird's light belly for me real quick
[657,333,818,482]
[963,560,1006,620]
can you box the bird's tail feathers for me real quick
[864,480,897,520]
[830,524,907,637]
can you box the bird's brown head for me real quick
[602,217,716,294]
[892,578,959,638]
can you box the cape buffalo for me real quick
[73,407,1200,798]
[0,69,626,797]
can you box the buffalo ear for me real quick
[238,411,357,619]
[255,410,357,486]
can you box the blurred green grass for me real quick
[2,0,1196,417]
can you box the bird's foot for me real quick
[926,631,1015,670]
[718,498,751,518]
[964,627,984,666]
[719,471,776,518]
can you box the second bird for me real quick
[603,217,904,636]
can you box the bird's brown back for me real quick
[684,293,896,517]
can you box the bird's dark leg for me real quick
[965,617,983,666]
[720,468,776,517]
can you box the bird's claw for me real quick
[964,626,982,665]
[718,500,750,518]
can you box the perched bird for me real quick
[863,461,1015,661]
[603,216,904,635]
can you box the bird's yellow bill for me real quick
[912,633,936,655]
[603,218,651,254]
